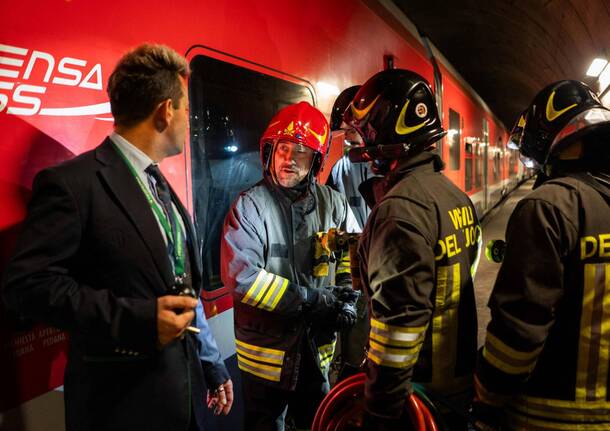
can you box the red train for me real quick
[0,0,523,429]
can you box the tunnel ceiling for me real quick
[391,0,610,128]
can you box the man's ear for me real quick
[153,99,173,132]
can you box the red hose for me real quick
[312,373,364,430]
[413,394,438,431]
[312,372,438,431]
[406,393,426,430]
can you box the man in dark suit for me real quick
[2,44,232,431]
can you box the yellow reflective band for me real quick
[268,277,289,311]
[367,348,418,369]
[258,275,281,310]
[318,342,336,355]
[242,270,267,305]
[511,395,610,422]
[236,345,283,366]
[237,354,282,382]
[485,332,543,362]
[576,263,610,401]
[235,339,285,361]
[370,318,426,337]
[337,252,351,275]
[508,409,610,431]
[252,272,275,306]
[482,346,537,375]
[577,264,597,400]
[369,330,423,348]
[431,263,461,389]
[318,342,336,368]
[369,339,420,357]
[595,264,610,400]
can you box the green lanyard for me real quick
[112,143,186,277]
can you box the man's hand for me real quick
[157,295,197,349]
[207,379,234,415]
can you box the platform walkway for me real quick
[475,178,535,346]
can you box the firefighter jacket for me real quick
[358,151,481,419]
[476,172,610,430]
[221,177,351,390]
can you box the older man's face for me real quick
[272,140,314,188]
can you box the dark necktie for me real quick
[145,164,192,295]
[145,164,178,246]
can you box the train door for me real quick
[482,118,489,211]
[186,50,315,430]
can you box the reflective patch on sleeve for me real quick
[367,318,426,368]
[241,270,273,306]
[241,269,290,312]
[482,331,542,375]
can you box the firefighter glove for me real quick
[331,285,360,303]
[335,298,358,328]
[303,287,337,318]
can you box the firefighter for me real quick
[326,85,378,378]
[474,80,610,430]
[220,101,360,431]
[327,85,376,232]
[343,69,482,430]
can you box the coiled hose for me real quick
[312,373,441,431]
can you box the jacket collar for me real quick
[359,150,443,209]
[95,138,202,292]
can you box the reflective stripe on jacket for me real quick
[221,178,350,390]
[476,174,610,430]
[359,151,481,418]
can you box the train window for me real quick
[493,137,502,183]
[474,145,482,189]
[189,55,314,291]
[448,109,461,170]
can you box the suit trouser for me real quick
[242,351,329,431]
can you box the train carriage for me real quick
[0,1,522,429]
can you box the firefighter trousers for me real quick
[242,346,329,431]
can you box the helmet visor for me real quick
[331,125,365,148]
[519,153,540,170]
[507,130,523,150]
[549,108,610,155]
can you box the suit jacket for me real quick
[2,138,229,431]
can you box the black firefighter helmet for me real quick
[520,80,610,169]
[331,85,361,131]
[343,69,446,170]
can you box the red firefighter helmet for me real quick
[260,101,330,176]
